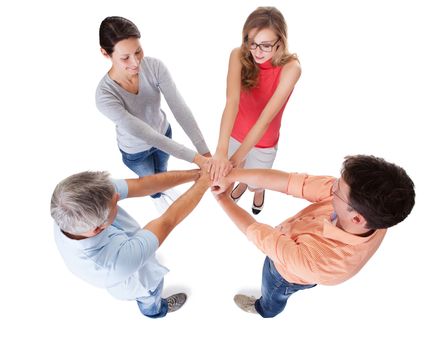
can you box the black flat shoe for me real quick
[230,183,247,203]
[252,191,265,215]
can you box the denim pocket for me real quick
[123,150,147,162]
[268,259,285,283]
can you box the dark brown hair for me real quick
[99,16,141,55]
[341,155,415,229]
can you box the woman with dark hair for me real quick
[96,16,210,212]
[208,7,301,215]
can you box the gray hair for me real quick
[50,171,116,234]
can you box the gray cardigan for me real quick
[95,57,209,162]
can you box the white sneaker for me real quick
[163,188,181,202]
[152,195,171,214]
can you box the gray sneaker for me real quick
[233,294,258,314]
[166,293,187,313]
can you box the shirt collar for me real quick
[55,222,112,249]
[322,219,385,245]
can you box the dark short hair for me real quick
[341,155,415,229]
[99,16,141,55]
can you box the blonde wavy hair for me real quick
[240,7,298,89]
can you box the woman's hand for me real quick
[208,153,233,181]
[193,153,210,170]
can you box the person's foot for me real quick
[166,293,187,313]
[152,195,171,214]
[231,183,247,203]
[252,191,265,215]
[233,294,258,314]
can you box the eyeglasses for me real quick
[247,39,280,52]
[332,178,352,207]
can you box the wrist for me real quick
[217,194,232,205]
[193,153,206,167]
[215,147,227,157]
[188,169,200,181]
[225,168,239,183]
[196,177,210,191]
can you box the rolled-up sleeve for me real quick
[286,173,335,203]
[111,179,128,200]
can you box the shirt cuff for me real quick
[194,139,211,156]
[111,178,128,200]
[137,228,160,253]
[177,147,197,163]
[286,173,307,198]
[245,222,276,243]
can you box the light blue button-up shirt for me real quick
[54,179,169,300]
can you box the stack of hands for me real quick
[194,152,238,199]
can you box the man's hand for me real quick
[211,173,234,195]
[197,168,212,188]
[144,170,210,246]
[211,183,232,203]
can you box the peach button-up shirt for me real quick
[246,173,387,285]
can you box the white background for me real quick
[1,0,432,349]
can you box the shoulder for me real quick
[229,47,242,61]
[95,74,111,94]
[142,56,167,71]
[141,56,171,81]
[95,75,119,107]
[279,59,301,83]
[228,47,242,72]
[142,56,161,65]
[281,59,301,76]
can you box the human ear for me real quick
[352,213,367,226]
[100,47,110,58]
[89,225,105,237]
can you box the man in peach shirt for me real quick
[213,155,415,318]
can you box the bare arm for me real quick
[214,191,257,234]
[214,169,336,203]
[230,60,301,166]
[208,48,243,180]
[144,172,210,245]
[213,168,290,194]
[126,169,199,198]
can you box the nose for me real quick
[130,55,139,67]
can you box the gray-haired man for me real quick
[51,169,209,318]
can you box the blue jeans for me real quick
[255,257,316,318]
[120,125,172,198]
[136,280,169,319]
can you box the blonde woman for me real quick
[208,7,301,214]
